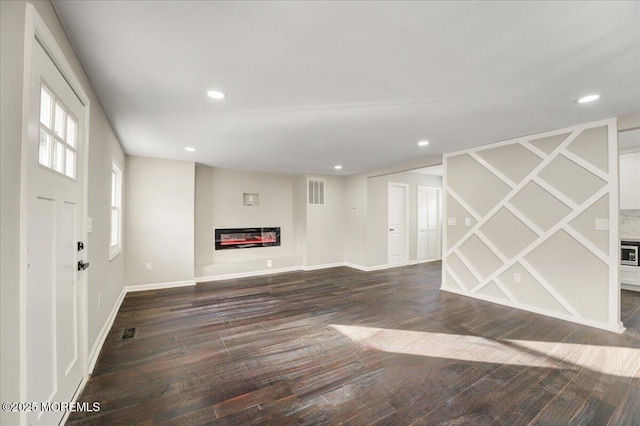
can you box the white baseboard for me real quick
[440,286,626,334]
[87,287,126,373]
[197,262,358,282]
[87,280,195,375]
[196,266,302,283]
[344,262,389,272]
[621,283,640,292]
[417,258,441,264]
[125,279,197,292]
[343,262,367,271]
[62,372,91,426]
[303,262,345,271]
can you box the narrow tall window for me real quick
[110,160,123,259]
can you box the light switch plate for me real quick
[448,218,456,226]
[465,218,471,226]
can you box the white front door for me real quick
[388,183,408,266]
[26,40,86,425]
[417,186,441,261]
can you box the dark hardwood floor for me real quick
[68,263,640,425]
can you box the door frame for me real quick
[19,5,91,424]
[387,182,410,267]
[416,185,442,262]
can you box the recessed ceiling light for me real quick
[185,147,196,152]
[207,90,226,100]
[576,94,600,104]
[418,140,430,147]
[334,165,343,170]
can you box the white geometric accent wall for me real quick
[442,119,623,333]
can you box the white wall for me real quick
[344,174,368,267]
[1,3,26,422]
[343,156,443,269]
[194,164,215,265]
[367,171,442,267]
[194,170,346,274]
[86,103,126,347]
[125,157,195,285]
[442,119,621,332]
[294,175,308,264]
[194,165,300,277]
[305,175,346,267]
[1,1,126,423]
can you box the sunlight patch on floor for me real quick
[330,324,640,378]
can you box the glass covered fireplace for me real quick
[215,227,281,250]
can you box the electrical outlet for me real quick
[447,218,457,226]
[514,273,522,283]
[267,259,273,268]
[98,294,102,309]
[595,218,609,230]
[146,263,152,271]
[465,217,471,227]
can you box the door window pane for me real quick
[39,130,52,167]
[67,116,77,148]
[54,102,66,139]
[54,141,65,173]
[40,87,53,128]
[65,148,75,179]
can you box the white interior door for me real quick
[388,183,408,266]
[26,40,86,425]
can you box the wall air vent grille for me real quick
[308,178,325,205]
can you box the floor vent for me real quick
[120,327,137,340]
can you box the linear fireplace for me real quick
[215,227,281,250]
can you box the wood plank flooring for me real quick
[67,263,640,425]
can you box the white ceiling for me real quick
[53,1,640,176]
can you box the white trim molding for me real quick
[126,279,197,292]
[344,262,389,272]
[442,118,621,333]
[303,262,345,271]
[196,267,301,283]
[441,287,625,334]
[87,289,126,373]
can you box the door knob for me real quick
[77,260,90,271]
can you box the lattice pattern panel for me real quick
[442,120,620,331]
